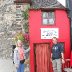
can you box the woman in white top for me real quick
[14,40,30,72]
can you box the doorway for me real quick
[34,43,50,72]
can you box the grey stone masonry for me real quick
[0,0,16,58]
[0,0,30,72]
[0,0,30,58]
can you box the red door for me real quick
[34,43,50,72]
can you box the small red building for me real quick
[14,0,71,72]
[29,0,71,72]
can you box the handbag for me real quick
[20,59,25,64]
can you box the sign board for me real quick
[41,28,59,39]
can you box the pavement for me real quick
[64,68,72,72]
[0,58,30,72]
[1,58,72,72]
[0,58,16,72]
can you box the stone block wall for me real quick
[0,0,30,58]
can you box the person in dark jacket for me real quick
[51,37,65,72]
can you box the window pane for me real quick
[43,19,48,24]
[49,19,54,24]
[16,9,22,14]
[48,12,55,24]
[48,12,54,19]
[43,12,48,18]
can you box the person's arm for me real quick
[23,47,30,59]
[60,44,65,63]
[14,49,17,64]
[61,52,65,63]
[59,44,64,59]
[14,48,19,68]
[61,52,64,59]
[24,47,30,53]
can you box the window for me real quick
[42,12,55,25]
[14,0,31,3]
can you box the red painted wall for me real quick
[29,9,70,72]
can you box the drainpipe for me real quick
[67,0,72,67]
[66,0,72,51]
[71,18,72,49]
[70,18,72,50]
[68,0,72,50]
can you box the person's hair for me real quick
[16,40,22,47]
[17,40,22,43]
[52,37,57,40]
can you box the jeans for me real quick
[17,63,24,72]
[52,59,62,72]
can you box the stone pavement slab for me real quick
[0,58,16,72]
[0,58,30,72]
[64,68,72,72]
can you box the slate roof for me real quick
[14,0,69,9]
[30,0,65,9]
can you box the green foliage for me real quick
[17,35,24,42]
[33,5,39,9]
[14,32,24,42]
[22,9,29,20]
[22,7,29,33]
[23,23,29,33]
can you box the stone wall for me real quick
[0,0,30,58]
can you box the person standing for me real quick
[14,40,30,72]
[51,37,65,72]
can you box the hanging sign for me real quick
[41,28,59,39]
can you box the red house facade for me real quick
[29,0,71,72]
